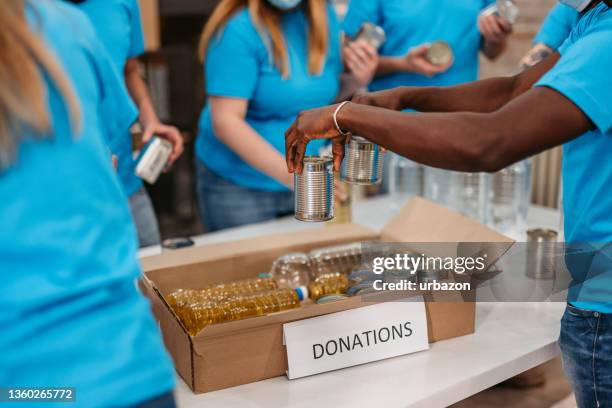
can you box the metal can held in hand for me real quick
[135,136,172,184]
[426,41,453,66]
[341,136,385,185]
[355,22,386,50]
[295,156,334,222]
[480,0,520,25]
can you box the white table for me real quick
[140,196,566,408]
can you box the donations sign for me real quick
[283,299,429,379]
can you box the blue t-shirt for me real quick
[534,4,579,50]
[196,5,343,192]
[0,2,174,406]
[342,0,495,91]
[77,0,146,197]
[536,3,612,313]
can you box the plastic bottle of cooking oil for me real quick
[308,272,349,301]
[168,277,278,306]
[171,287,305,336]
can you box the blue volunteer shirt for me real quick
[196,5,343,192]
[536,2,612,313]
[534,4,580,50]
[0,2,174,406]
[342,0,495,91]
[77,0,146,197]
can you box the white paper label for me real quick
[283,298,429,379]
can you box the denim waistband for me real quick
[567,303,608,318]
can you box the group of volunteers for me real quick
[1,0,609,407]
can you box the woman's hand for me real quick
[478,13,513,45]
[343,40,379,87]
[397,43,453,77]
[352,88,404,111]
[285,104,350,174]
[141,121,185,166]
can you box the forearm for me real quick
[125,59,158,125]
[339,103,501,172]
[391,53,559,113]
[214,118,292,187]
[376,56,404,76]
[337,87,589,173]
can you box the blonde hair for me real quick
[0,0,81,169]
[198,0,329,78]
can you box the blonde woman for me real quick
[195,0,377,231]
[0,1,174,406]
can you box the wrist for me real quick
[335,101,354,134]
[139,110,160,129]
[393,57,411,73]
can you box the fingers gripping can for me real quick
[295,156,334,222]
[341,136,385,185]
[355,22,386,50]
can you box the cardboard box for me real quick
[140,197,513,393]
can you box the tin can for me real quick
[341,136,385,185]
[426,41,453,66]
[355,22,386,50]
[480,0,520,25]
[526,229,558,280]
[294,156,334,222]
[135,136,173,184]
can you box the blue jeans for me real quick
[128,188,161,248]
[195,161,294,232]
[560,304,612,408]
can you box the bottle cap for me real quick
[258,272,272,279]
[295,286,309,301]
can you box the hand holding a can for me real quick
[141,121,184,167]
[399,43,453,77]
[478,13,513,45]
[343,40,379,87]
[285,104,350,174]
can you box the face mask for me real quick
[267,0,302,11]
[559,0,593,12]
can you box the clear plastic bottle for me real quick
[308,272,349,301]
[424,167,454,208]
[389,154,424,209]
[270,252,312,289]
[308,242,366,276]
[171,288,303,336]
[449,172,491,223]
[489,160,532,238]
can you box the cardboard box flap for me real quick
[382,197,514,243]
[381,197,514,270]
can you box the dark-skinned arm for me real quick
[285,85,591,174]
[352,54,560,113]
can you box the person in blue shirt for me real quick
[0,1,175,407]
[341,0,513,92]
[195,0,378,232]
[284,1,612,405]
[519,3,579,69]
[342,0,514,195]
[66,0,184,248]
